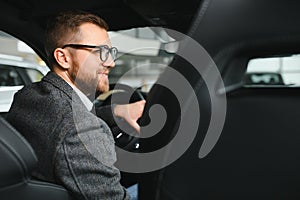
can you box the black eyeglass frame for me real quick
[62,44,118,62]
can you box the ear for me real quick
[53,48,71,69]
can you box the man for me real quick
[6,10,144,200]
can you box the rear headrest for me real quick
[0,117,37,188]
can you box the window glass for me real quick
[245,54,300,86]
[25,68,44,82]
[0,30,49,112]
[109,27,175,92]
[0,65,24,86]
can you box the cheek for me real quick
[81,59,99,73]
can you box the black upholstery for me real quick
[146,88,300,199]
[0,116,72,200]
[138,0,300,198]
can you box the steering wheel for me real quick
[94,83,145,151]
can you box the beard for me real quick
[70,59,98,96]
[96,77,109,93]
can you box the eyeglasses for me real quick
[62,44,118,62]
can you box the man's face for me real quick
[96,68,110,93]
[69,23,115,95]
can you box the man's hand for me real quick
[114,100,146,133]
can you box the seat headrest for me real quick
[0,117,37,188]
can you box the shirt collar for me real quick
[69,84,93,111]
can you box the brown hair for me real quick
[44,10,109,69]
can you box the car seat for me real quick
[0,116,72,200]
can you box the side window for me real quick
[24,68,44,82]
[0,30,49,113]
[245,55,300,87]
[0,65,24,86]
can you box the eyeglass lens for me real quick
[100,46,118,62]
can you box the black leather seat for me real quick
[138,0,300,198]
[0,116,72,200]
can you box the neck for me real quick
[53,67,78,89]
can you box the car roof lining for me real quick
[2,0,300,75]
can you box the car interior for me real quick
[138,1,300,199]
[1,0,300,199]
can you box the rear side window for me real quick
[0,30,48,113]
[245,54,300,87]
[0,65,24,86]
[25,68,44,82]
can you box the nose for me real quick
[103,59,115,69]
[102,52,116,69]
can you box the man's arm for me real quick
[53,118,131,200]
[95,100,146,133]
[94,104,116,127]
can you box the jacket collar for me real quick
[42,71,94,111]
[42,71,74,100]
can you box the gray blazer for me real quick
[6,72,130,200]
